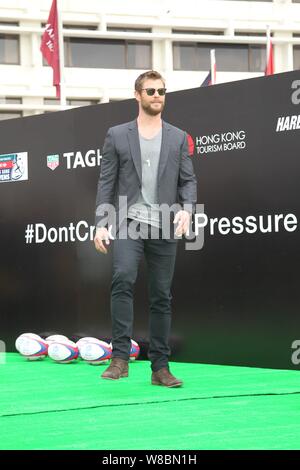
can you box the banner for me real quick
[0,71,300,369]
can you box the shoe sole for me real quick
[151,380,183,388]
[101,373,128,380]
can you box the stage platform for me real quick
[1,353,300,450]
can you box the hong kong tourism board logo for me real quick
[194,130,247,155]
[0,152,28,183]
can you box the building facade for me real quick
[0,0,300,119]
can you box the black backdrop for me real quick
[1,70,300,369]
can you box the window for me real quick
[294,46,300,69]
[293,34,300,69]
[67,98,99,106]
[173,29,223,36]
[63,24,98,30]
[0,111,22,120]
[293,47,300,70]
[0,97,21,104]
[44,98,60,106]
[42,24,97,66]
[237,32,266,73]
[64,27,152,69]
[44,98,99,111]
[0,97,22,120]
[0,22,19,64]
[173,42,265,72]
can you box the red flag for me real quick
[265,29,274,76]
[187,134,195,156]
[40,0,60,98]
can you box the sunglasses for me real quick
[141,88,167,96]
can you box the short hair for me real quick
[135,70,166,92]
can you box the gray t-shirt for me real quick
[128,129,162,228]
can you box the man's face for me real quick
[135,79,166,116]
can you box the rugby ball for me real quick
[16,333,48,360]
[48,340,79,363]
[109,339,140,361]
[76,337,102,355]
[130,339,140,361]
[45,334,69,344]
[80,340,112,365]
[15,333,41,352]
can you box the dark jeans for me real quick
[110,219,178,372]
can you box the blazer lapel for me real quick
[158,120,171,181]
[127,119,142,184]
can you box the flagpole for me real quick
[210,49,216,85]
[57,0,66,106]
[266,24,270,71]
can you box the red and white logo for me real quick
[47,154,60,171]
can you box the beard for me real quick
[141,100,165,116]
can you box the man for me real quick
[94,70,197,387]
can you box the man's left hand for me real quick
[173,210,191,237]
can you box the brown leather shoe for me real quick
[151,367,183,388]
[101,357,129,380]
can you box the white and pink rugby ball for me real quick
[45,335,69,344]
[109,339,140,361]
[15,333,48,360]
[76,337,101,355]
[48,340,79,363]
[130,339,140,361]
[79,339,112,365]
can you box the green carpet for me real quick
[1,353,300,449]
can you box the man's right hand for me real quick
[94,227,111,254]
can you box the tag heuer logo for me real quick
[47,154,59,171]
